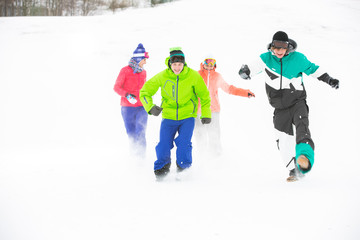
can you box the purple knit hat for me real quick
[132,43,149,63]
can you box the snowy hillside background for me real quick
[1,0,360,239]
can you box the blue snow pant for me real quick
[154,118,195,171]
[121,106,148,155]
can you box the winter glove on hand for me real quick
[239,64,251,80]
[125,93,136,98]
[318,73,339,89]
[201,118,211,124]
[125,93,137,104]
[149,105,163,116]
[329,78,340,89]
[247,90,255,98]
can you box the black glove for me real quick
[149,105,163,116]
[329,78,339,89]
[247,91,255,98]
[201,118,211,124]
[239,64,251,80]
[318,73,339,89]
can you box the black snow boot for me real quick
[286,167,305,182]
[154,163,171,180]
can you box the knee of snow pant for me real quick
[121,106,137,139]
[293,101,315,150]
[134,107,148,138]
[273,108,294,136]
[174,118,195,169]
[296,143,314,174]
[134,110,148,149]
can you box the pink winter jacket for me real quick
[114,65,146,107]
[198,63,249,113]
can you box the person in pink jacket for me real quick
[195,57,255,156]
[114,43,149,157]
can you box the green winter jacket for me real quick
[140,57,211,120]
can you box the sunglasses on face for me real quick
[204,58,216,66]
[271,40,289,49]
[144,52,149,58]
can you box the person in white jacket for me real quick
[195,57,255,157]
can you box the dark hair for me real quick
[170,55,185,64]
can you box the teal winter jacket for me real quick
[249,51,325,109]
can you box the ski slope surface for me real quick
[1,0,360,239]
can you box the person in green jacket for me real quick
[239,31,340,182]
[140,47,211,179]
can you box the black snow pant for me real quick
[273,100,314,171]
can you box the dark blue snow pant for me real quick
[121,106,148,156]
[154,118,195,171]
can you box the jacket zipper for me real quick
[280,58,283,108]
[207,70,210,87]
[190,99,196,114]
[280,59,283,89]
[176,75,179,120]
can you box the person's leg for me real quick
[193,116,207,154]
[133,107,148,157]
[273,108,297,172]
[175,118,195,170]
[121,107,136,139]
[154,119,178,171]
[208,112,222,156]
[292,101,314,174]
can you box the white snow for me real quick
[1,0,360,239]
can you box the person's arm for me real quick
[140,73,162,114]
[316,71,340,89]
[218,74,255,97]
[300,53,340,89]
[194,73,211,121]
[239,58,265,80]
[113,68,128,97]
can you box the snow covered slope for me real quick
[0,0,360,239]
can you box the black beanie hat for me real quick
[169,47,185,64]
[272,31,289,42]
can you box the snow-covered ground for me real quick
[1,0,360,239]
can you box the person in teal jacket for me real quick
[140,47,211,179]
[239,31,339,182]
